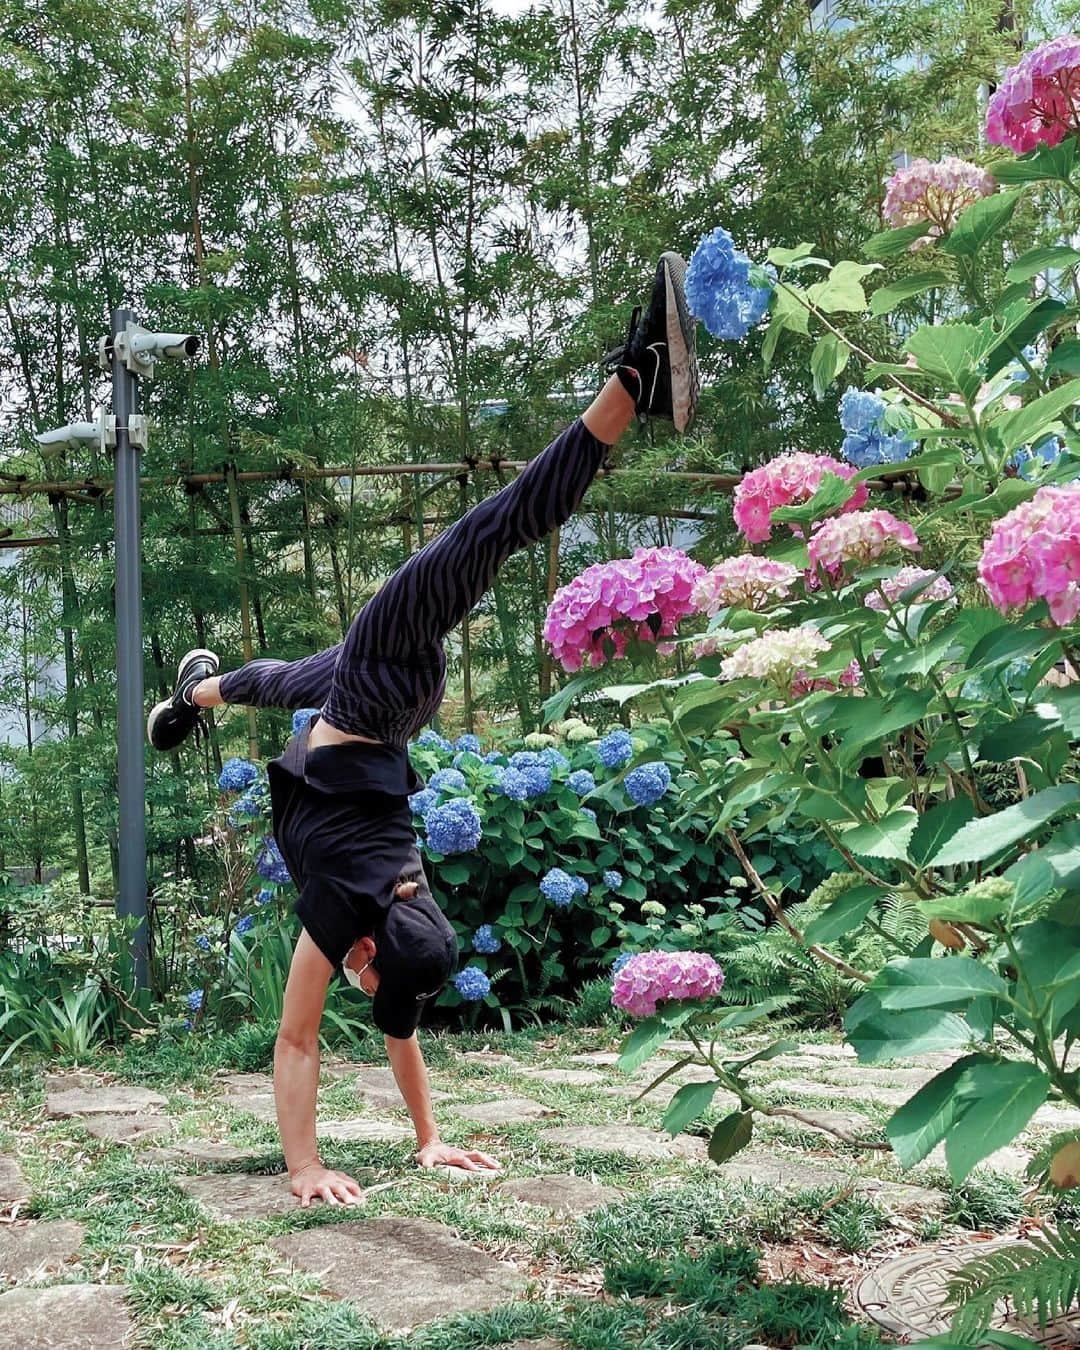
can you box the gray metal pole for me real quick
[111,307,149,987]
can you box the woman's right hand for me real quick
[289,1161,366,1208]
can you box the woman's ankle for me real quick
[191,677,222,708]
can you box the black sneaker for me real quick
[147,648,219,751]
[605,252,699,433]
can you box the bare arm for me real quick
[385,1032,501,1173]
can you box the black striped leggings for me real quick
[218,418,608,745]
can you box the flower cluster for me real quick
[791,660,862,699]
[227,786,265,828]
[256,887,274,905]
[235,914,255,935]
[808,509,920,572]
[562,718,598,744]
[882,156,995,247]
[429,767,467,794]
[978,484,1080,625]
[733,452,868,544]
[611,951,634,976]
[219,758,259,792]
[625,762,672,806]
[544,547,706,672]
[597,729,633,769]
[186,988,204,1013]
[425,798,483,854]
[292,708,321,735]
[540,867,589,908]
[416,729,453,754]
[409,788,439,817]
[719,625,832,688]
[603,869,623,890]
[865,566,955,612]
[685,226,774,340]
[1011,435,1065,481]
[839,388,916,467]
[692,555,800,614]
[499,750,553,801]
[611,950,726,1018]
[567,769,596,796]
[454,966,491,1001]
[456,733,481,754]
[255,837,291,884]
[472,924,502,954]
[986,34,1080,153]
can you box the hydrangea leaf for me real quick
[1005,244,1080,283]
[929,785,1080,866]
[844,998,974,1063]
[803,883,883,944]
[869,271,951,317]
[810,332,850,398]
[997,378,1080,453]
[806,260,881,314]
[907,796,978,869]
[946,1060,1050,1182]
[707,1110,754,1164]
[978,706,1065,762]
[663,1080,721,1136]
[885,1053,991,1168]
[617,1007,693,1074]
[940,188,1023,256]
[838,810,918,862]
[990,138,1075,183]
[870,957,1009,1010]
[863,219,934,259]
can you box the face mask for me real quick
[342,957,374,996]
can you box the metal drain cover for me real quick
[853,1240,1080,1346]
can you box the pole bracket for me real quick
[126,415,149,452]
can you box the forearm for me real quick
[274,1036,322,1175]
[384,1033,439,1148]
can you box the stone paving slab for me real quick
[500,1174,623,1215]
[925,1142,1031,1176]
[79,1114,173,1144]
[271,1217,525,1329]
[177,1172,301,1220]
[502,1341,567,1350]
[146,1139,265,1169]
[0,1156,30,1208]
[771,1079,910,1109]
[45,1085,168,1118]
[518,1067,605,1087]
[716,1151,849,1190]
[824,1066,935,1092]
[216,1072,274,1092]
[569,1051,620,1066]
[0,1219,85,1280]
[540,1124,707,1162]
[351,1066,448,1110]
[793,1043,857,1060]
[773,1107,878,1140]
[0,1283,133,1349]
[219,1089,278,1123]
[452,1098,557,1126]
[1032,1103,1080,1131]
[43,1070,102,1093]
[856,1179,946,1217]
[317,1119,414,1143]
[460,1051,520,1066]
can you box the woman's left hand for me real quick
[416,1140,502,1172]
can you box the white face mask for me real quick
[342,957,374,996]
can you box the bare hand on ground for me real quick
[416,1141,502,1172]
[290,1162,366,1208]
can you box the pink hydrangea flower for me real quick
[987,34,1080,153]
[611,950,725,1018]
[544,546,707,672]
[791,660,862,699]
[808,509,920,572]
[978,484,1080,625]
[692,555,800,614]
[865,566,955,612]
[719,624,832,687]
[733,452,868,544]
[883,157,995,249]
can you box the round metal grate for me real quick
[853,1239,1080,1347]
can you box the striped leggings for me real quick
[218,418,608,745]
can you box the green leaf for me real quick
[806,259,880,313]
[767,242,815,266]
[940,189,1023,257]
[1006,245,1080,283]
[841,810,918,861]
[907,797,978,869]
[845,999,974,1063]
[946,1060,1050,1182]
[810,332,850,398]
[708,1110,754,1164]
[1035,686,1080,739]
[919,889,1012,926]
[871,957,1008,1010]
[869,271,951,317]
[930,786,1080,866]
[881,628,961,678]
[803,883,883,944]
[984,298,1067,377]
[979,706,1065,762]
[662,1079,721,1136]
[990,137,1076,183]
[965,621,1051,673]
[885,1054,991,1168]
[903,323,983,393]
[863,220,934,259]
[711,998,790,1030]
[770,470,856,525]
[830,689,936,767]
[542,670,606,725]
[617,1007,692,1074]
[997,380,1080,452]
[1046,339,1080,377]
[762,283,810,370]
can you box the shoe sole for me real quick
[146,648,219,749]
[660,251,699,434]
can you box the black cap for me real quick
[371,893,458,1039]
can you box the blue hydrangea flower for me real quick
[603,869,623,890]
[456,733,482,754]
[181,1018,193,1032]
[581,807,597,821]
[227,786,264,827]
[472,924,502,954]
[409,788,439,817]
[425,799,483,854]
[234,915,254,935]
[539,747,570,772]
[256,887,274,906]
[483,750,505,764]
[612,952,634,975]
[186,989,204,1012]
[1010,435,1066,480]
[291,708,321,735]
[685,227,774,340]
[625,762,672,806]
[219,758,259,792]
[416,729,453,754]
[540,867,579,909]
[500,764,551,800]
[567,769,595,796]
[962,658,1032,702]
[455,966,491,1001]
[596,730,633,770]
[255,837,292,884]
[572,874,589,898]
[1009,346,1038,382]
[840,388,886,434]
[196,934,211,951]
[429,768,467,794]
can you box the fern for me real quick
[947,1224,1080,1340]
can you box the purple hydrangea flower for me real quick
[456,733,482,754]
[416,729,453,754]
[255,837,292,884]
[256,887,274,906]
[409,788,439,817]
[483,750,505,764]
[425,799,482,854]
[539,747,570,772]
[219,758,259,792]
[625,762,672,807]
[234,915,254,935]
[196,935,211,952]
[186,988,204,1013]
[612,951,725,1018]
[455,966,491,1001]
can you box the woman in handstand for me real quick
[147,253,699,1207]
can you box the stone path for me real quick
[0,1220,84,1280]
[45,1085,167,1118]
[452,1097,557,1126]
[500,1173,623,1214]
[540,1123,708,1162]
[177,1172,303,1220]
[0,1155,30,1208]
[0,1284,133,1349]
[271,1217,524,1330]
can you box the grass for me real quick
[0,1020,1048,1348]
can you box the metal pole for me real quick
[110,307,149,987]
